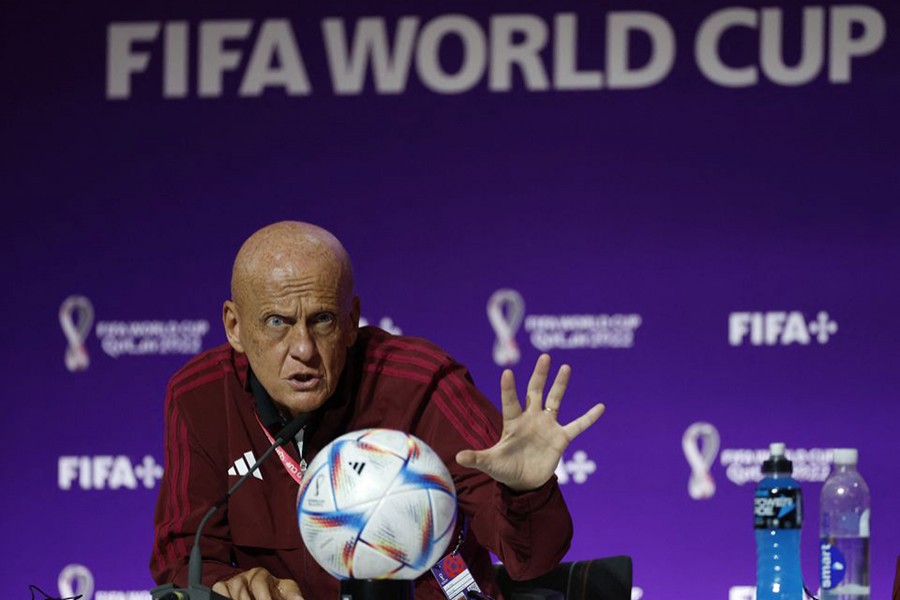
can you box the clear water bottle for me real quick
[820,448,871,599]
[755,442,804,600]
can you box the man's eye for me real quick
[312,313,336,325]
[266,316,285,327]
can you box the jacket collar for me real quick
[238,336,364,442]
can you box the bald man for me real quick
[151,222,604,600]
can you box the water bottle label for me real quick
[820,541,847,589]
[753,487,802,529]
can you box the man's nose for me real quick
[287,324,318,362]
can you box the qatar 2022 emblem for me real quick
[58,564,93,600]
[486,289,525,367]
[682,422,720,500]
[59,295,94,372]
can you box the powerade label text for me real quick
[754,487,802,529]
[820,542,847,589]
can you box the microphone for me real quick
[151,414,310,600]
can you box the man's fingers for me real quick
[456,449,485,470]
[215,579,250,600]
[237,588,254,600]
[225,582,253,600]
[213,568,301,600]
[274,577,303,600]
[244,569,269,600]
[525,354,551,411]
[499,369,523,419]
[544,364,571,412]
[562,403,606,440]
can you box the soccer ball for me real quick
[297,428,457,580]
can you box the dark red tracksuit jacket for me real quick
[151,327,573,600]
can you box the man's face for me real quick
[224,256,359,417]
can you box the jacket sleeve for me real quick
[150,379,244,587]
[482,477,573,580]
[421,360,573,581]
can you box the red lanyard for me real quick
[255,414,307,485]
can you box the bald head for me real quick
[231,221,355,310]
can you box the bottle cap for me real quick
[832,448,858,465]
[761,442,793,474]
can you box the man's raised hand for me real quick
[455,354,605,491]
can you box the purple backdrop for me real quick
[2,1,898,598]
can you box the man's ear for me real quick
[223,300,244,352]
[348,296,361,346]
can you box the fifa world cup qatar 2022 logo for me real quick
[486,289,525,366]
[59,295,95,372]
[58,295,210,369]
[58,564,93,600]
[682,422,721,500]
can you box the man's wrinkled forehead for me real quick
[230,222,355,305]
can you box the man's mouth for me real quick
[288,373,321,391]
